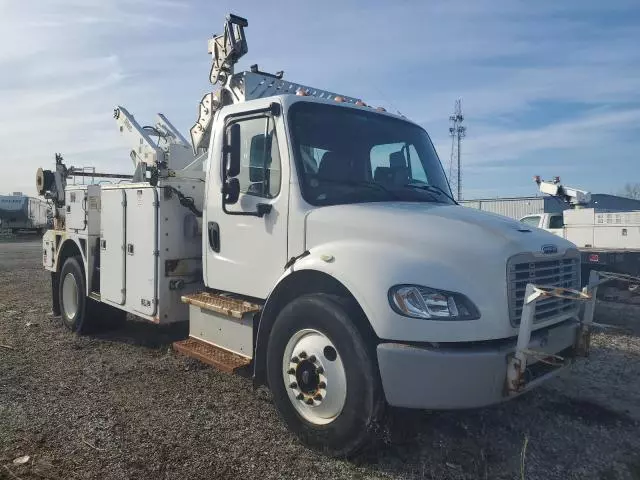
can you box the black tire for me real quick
[266,294,384,457]
[58,256,99,334]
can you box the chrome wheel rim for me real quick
[282,328,346,425]
[62,273,78,321]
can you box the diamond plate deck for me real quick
[173,337,251,373]
[181,292,261,319]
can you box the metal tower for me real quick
[448,98,466,201]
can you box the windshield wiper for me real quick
[316,179,400,199]
[403,183,458,204]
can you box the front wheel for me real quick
[266,294,384,457]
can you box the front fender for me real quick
[276,239,509,343]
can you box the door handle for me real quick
[208,221,220,252]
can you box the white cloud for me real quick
[0,0,638,198]
[465,109,640,161]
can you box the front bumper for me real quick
[377,320,581,409]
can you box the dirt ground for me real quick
[1,237,639,480]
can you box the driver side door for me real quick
[204,108,288,299]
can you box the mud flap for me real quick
[51,271,61,316]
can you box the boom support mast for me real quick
[189,14,360,155]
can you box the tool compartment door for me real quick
[65,189,87,231]
[125,187,158,316]
[100,189,126,305]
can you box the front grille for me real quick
[507,252,580,326]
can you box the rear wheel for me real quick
[58,256,102,334]
[266,294,383,457]
[59,256,88,332]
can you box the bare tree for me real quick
[619,183,640,200]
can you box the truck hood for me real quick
[302,202,578,342]
[304,202,575,255]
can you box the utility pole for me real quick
[448,99,466,201]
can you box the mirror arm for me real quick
[222,201,261,216]
[222,200,271,217]
[221,190,272,217]
[256,203,272,217]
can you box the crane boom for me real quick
[113,106,195,172]
[113,106,163,168]
[155,113,191,149]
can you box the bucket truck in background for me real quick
[521,176,640,286]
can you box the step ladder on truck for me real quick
[36,13,608,457]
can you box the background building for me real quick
[460,194,640,220]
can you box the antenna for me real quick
[448,98,466,201]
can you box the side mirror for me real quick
[226,123,241,178]
[222,178,240,205]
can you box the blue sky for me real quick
[1,0,639,199]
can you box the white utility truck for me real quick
[522,177,640,284]
[37,14,599,456]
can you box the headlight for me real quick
[388,285,480,320]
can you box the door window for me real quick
[230,117,281,198]
[548,215,564,229]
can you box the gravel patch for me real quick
[1,239,639,479]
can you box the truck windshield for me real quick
[288,102,455,206]
[520,216,541,228]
